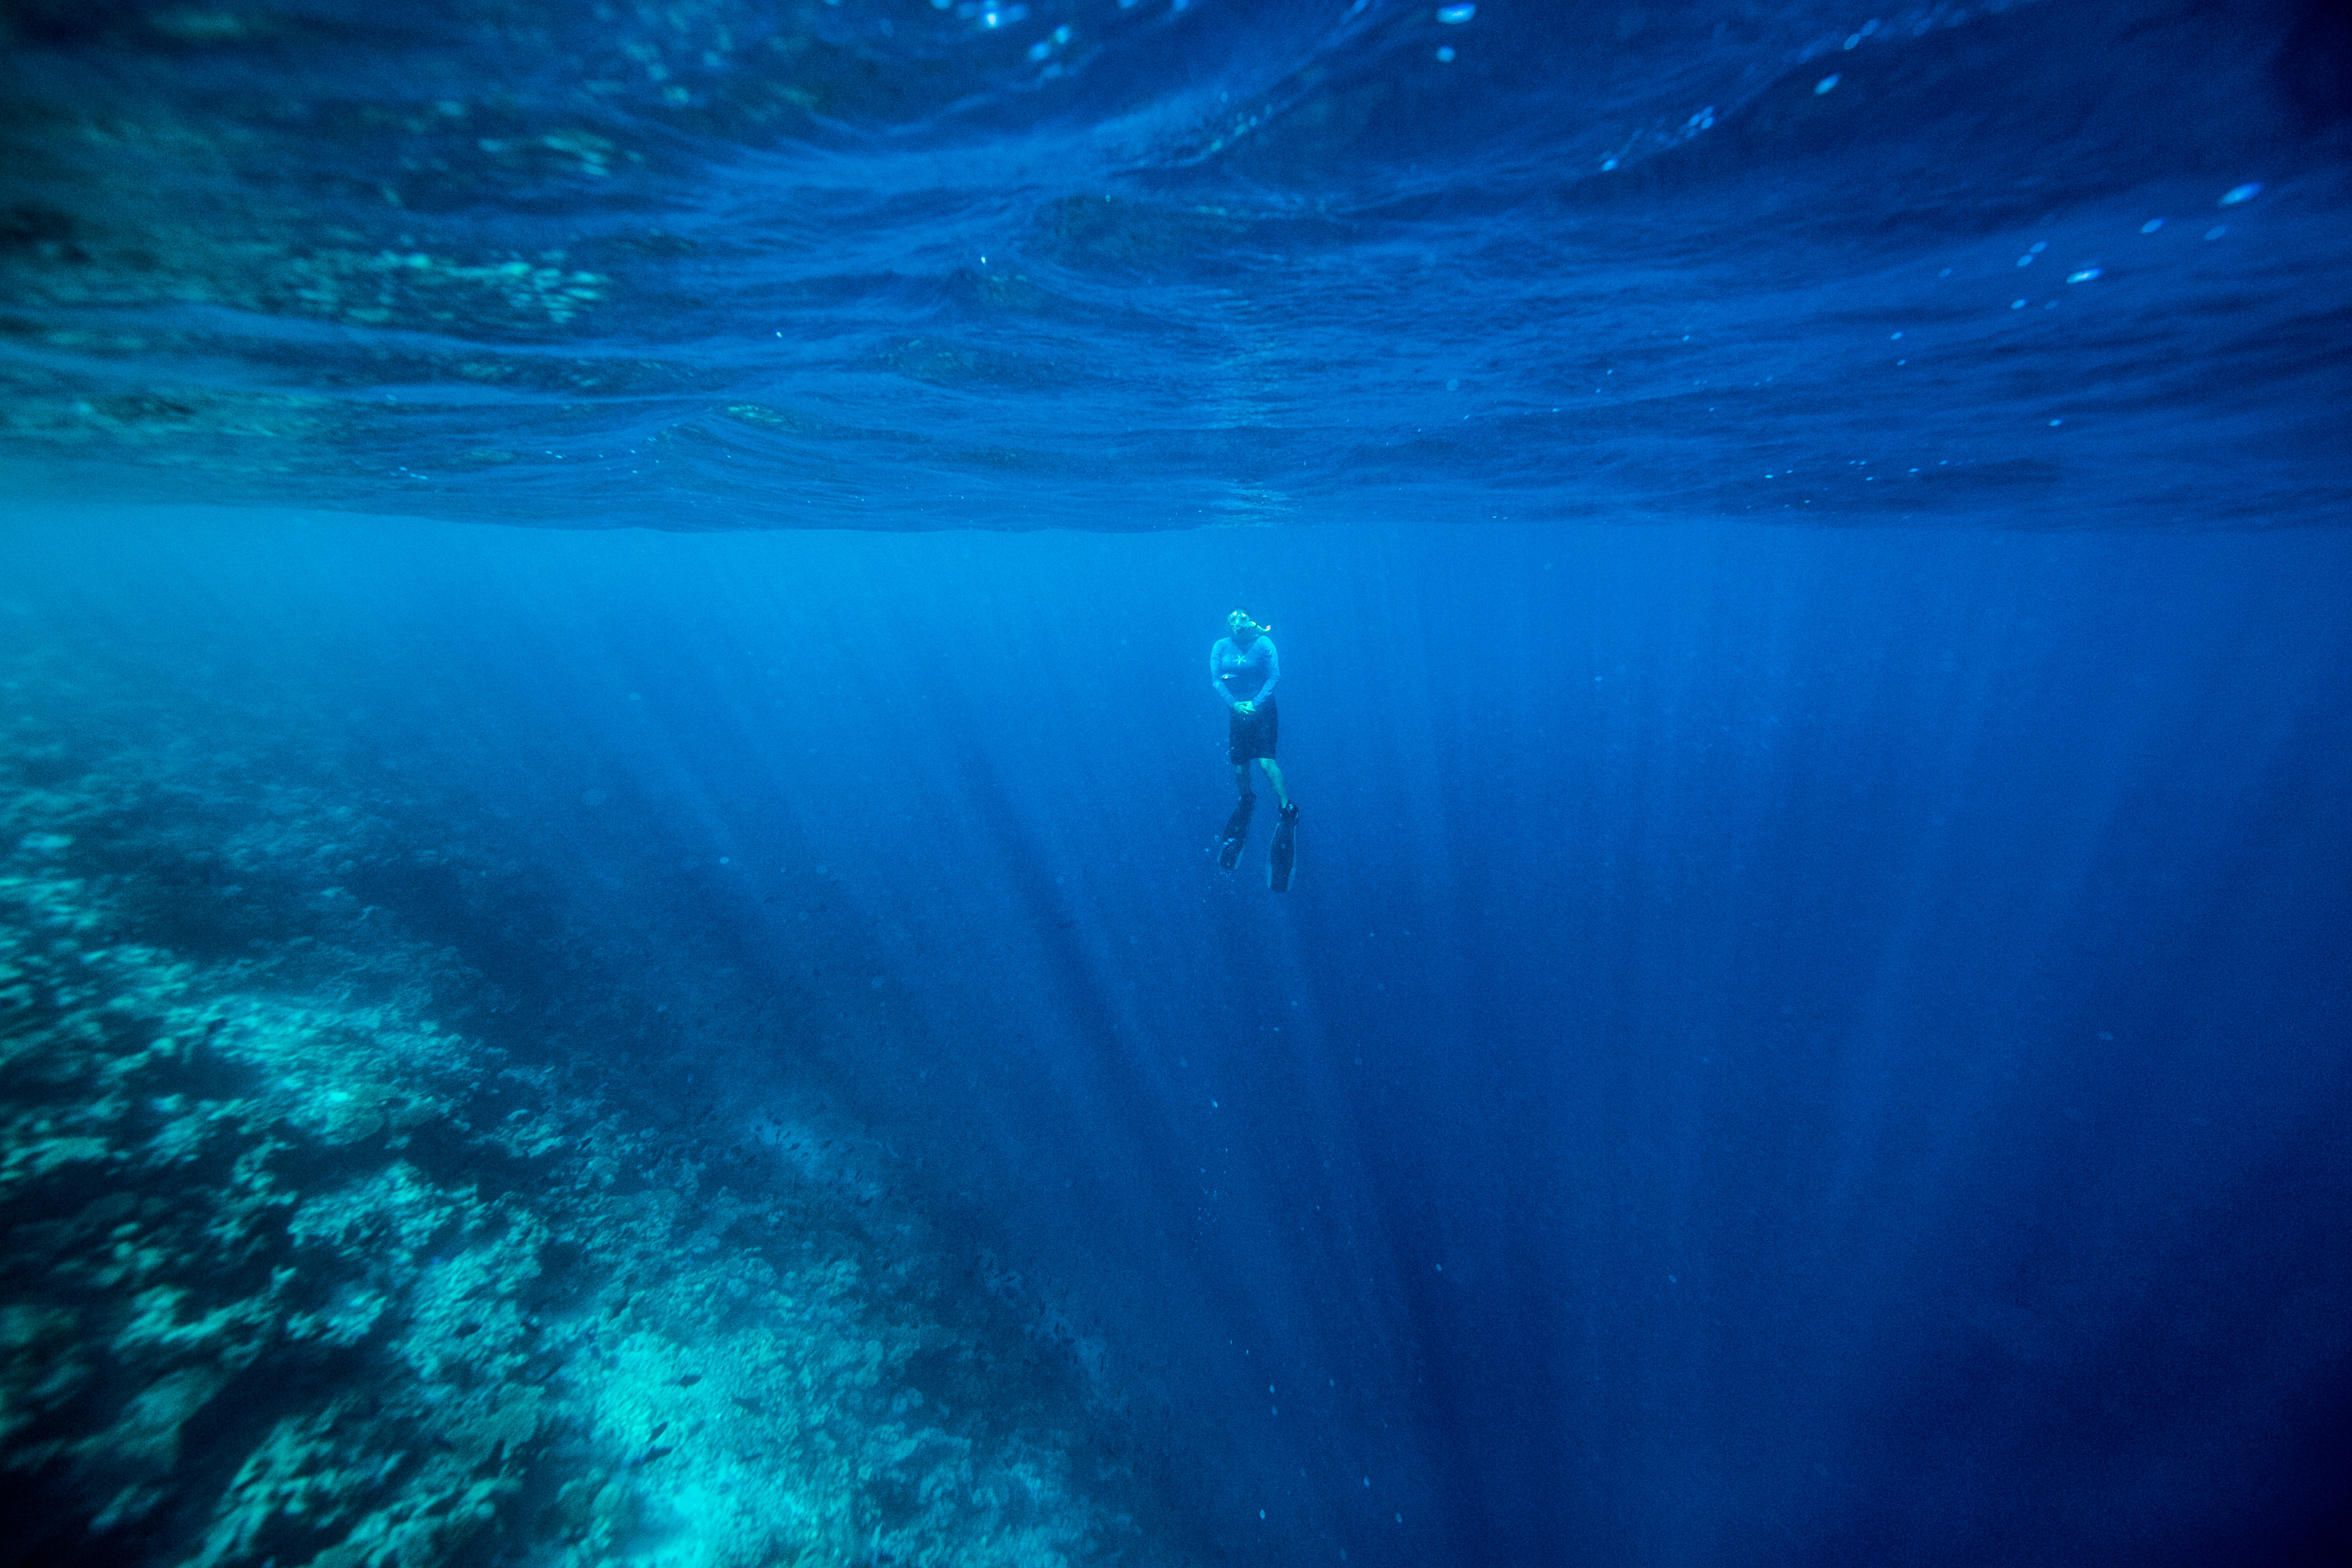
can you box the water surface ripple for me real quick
[2,0,2345,529]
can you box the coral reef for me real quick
[1,668,1187,1568]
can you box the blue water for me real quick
[5,0,2348,527]
[8,505,2348,1563]
[4,2,2351,1566]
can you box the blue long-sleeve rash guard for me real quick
[1210,634,1279,709]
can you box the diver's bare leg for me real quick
[1256,758,1290,811]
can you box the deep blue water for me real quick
[4,2,2351,1566]
[7,506,2349,1564]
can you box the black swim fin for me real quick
[1218,794,1257,870]
[1267,802,1298,892]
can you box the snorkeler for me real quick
[1211,607,1298,890]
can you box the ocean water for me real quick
[3,3,2349,1567]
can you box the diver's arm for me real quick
[1250,638,1280,704]
[1210,640,1239,708]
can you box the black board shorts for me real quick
[1228,698,1279,764]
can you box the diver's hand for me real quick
[1234,701,1254,716]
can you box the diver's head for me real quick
[1228,606,1264,640]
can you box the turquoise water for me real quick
[3,4,2350,1567]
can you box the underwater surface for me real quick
[3,2,2350,1566]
